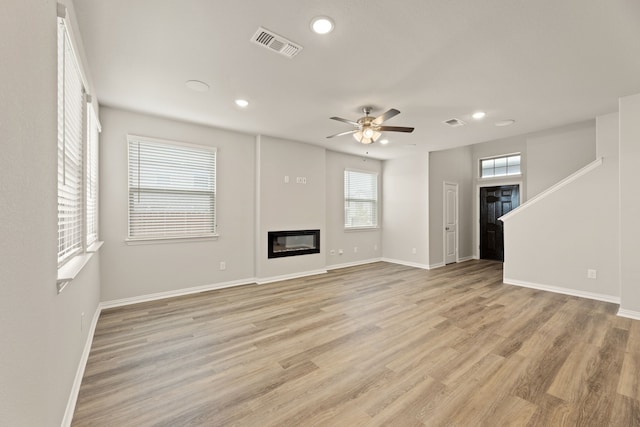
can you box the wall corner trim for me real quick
[61,305,101,427]
[503,277,620,304]
[617,308,640,321]
[100,278,257,309]
[381,258,431,270]
[327,258,382,270]
[500,157,603,222]
[256,269,327,285]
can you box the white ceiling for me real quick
[73,0,640,159]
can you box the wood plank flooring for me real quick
[72,261,640,426]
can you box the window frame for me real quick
[56,7,102,292]
[126,135,218,243]
[479,153,522,179]
[344,168,379,230]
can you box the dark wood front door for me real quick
[480,185,519,261]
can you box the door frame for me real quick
[443,181,459,265]
[475,179,523,260]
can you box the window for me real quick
[57,14,85,265]
[344,169,378,229]
[86,105,100,247]
[480,154,521,178]
[127,136,217,240]
[57,7,101,290]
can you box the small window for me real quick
[127,136,217,240]
[344,169,378,229]
[480,154,521,178]
[86,105,100,247]
[57,16,85,265]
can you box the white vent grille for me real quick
[251,27,303,58]
[443,118,466,127]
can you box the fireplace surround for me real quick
[268,229,320,258]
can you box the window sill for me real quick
[478,174,522,181]
[344,226,380,232]
[87,241,104,252]
[125,235,219,245]
[57,241,103,294]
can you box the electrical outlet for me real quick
[330,249,335,255]
[220,261,226,271]
[338,249,343,255]
[587,269,597,279]
[374,244,378,251]
[354,246,358,253]
[284,175,289,184]
[412,248,417,254]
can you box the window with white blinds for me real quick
[128,136,217,240]
[57,17,85,264]
[86,105,100,246]
[344,169,378,229]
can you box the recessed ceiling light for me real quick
[495,119,515,127]
[234,99,249,108]
[311,16,334,34]
[472,111,486,120]
[185,80,210,92]
[379,139,389,145]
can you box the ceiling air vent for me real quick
[251,27,303,58]
[443,118,466,127]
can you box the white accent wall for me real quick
[0,1,102,425]
[255,135,326,281]
[382,152,430,268]
[99,108,256,302]
[429,146,473,267]
[502,113,619,302]
[526,121,596,199]
[325,151,382,268]
[619,93,640,315]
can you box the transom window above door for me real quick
[480,154,521,178]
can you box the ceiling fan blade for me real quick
[326,129,357,139]
[330,116,359,126]
[377,125,415,133]
[372,108,400,125]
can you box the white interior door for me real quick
[444,182,458,265]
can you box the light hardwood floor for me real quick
[72,261,640,426]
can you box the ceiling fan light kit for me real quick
[327,106,414,145]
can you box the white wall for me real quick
[429,146,473,266]
[0,0,101,425]
[527,120,596,198]
[256,135,326,281]
[382,152,430,268]
[325,151,382,268]
[619,93,640,314]
[99,107,256,302]
[502,113,620,302]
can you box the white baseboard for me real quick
[458,256,474,263]
[617,308,640,321]
[503,277,620,304]
[381,258,431,270]
[326,258,382,270]
[100,278,257,309]
[256,269,327,285]
[61,304,101,427]
[429,262,445,269]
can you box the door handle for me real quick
[445,227,450,231]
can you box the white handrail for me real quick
[500,157,603,221]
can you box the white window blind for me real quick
[128,137,217,240]
[86,105,100,246]
[344,169,378,228]
[57,18,85,264]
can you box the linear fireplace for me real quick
[268,229,320,259]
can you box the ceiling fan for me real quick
[326,107,414,144]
